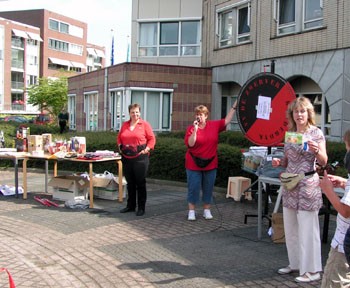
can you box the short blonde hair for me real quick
[286,96,315,131]
[194,105,209,116]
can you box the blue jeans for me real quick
[186,169,217,205]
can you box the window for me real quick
[138,21,200,57]
[84,93,98,131]
[49,19,59,31]
[160,22,179,56]
[60,23,69,34]
[49,39,69,52]
[276,0,323,35]
[131,90,172,131]
[110,91,124,131]
[217,2,251,48]
[304,0,323,29]
[68,94,76,130]
[49,18,70,34]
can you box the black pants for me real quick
[122,154,149,210]
[59,120,67,133]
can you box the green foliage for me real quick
[0,126,347,187]
[26,76,68,119]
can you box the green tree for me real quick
[26,76,68,119]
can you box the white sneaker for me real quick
[188,210,196,221]
[203,209,213,220]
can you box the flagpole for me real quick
[110,29,114,66]
[126,35,130,62]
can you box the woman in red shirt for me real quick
[184,102,237,221]
[117,103,156,216]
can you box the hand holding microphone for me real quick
[194,117,200,126]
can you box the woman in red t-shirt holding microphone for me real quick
[184,102,237,221]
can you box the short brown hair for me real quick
[128,103,141,112]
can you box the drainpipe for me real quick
[104,67,108,130]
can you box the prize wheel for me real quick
[237,72,296,146]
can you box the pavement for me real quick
[0,168,336,288]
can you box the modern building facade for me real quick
[67,0,350,141]
[0,9,105,115]
[203,0,350,142]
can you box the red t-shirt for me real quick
[117,119,156,158]
[184,119,226,170]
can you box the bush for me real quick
[0,123,347,187]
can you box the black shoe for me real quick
[136,209,145,216]
[120,207,135,213]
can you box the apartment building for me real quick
[203,0,350,141]
[0,9,105,114]
[0,17,42,113]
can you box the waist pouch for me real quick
[280,171,315,191]
[190,152,215,168]
[120,144,146,157]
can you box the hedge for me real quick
[0,122,347,187]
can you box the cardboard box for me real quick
[49,175,89,201]
[28,135,43,154]
[93,176,127,200]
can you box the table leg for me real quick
[14,158,19,198]
[53,160,57,177]
[89,162,93,208]
[117,159,123,203]
[45,160,48,193]
[23,158,28,199]
[258,179,262,239]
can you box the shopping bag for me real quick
[271,213,285,243]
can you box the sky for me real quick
[0,0,132,65]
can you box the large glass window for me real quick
[218,2,250,48]
[277,0,323,35]
[138,21,200,57]
[130,90,172,131]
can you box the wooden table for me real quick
[25,154,123,208]
[58,156,123,208]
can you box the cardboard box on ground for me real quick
[93,174,127,200]
[49,175,89,201]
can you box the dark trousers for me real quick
[122,154,149,210]
[59,120,67,133]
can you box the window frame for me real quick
[138,20,201,57]
[216,1,251,48]
[275,0,323,36]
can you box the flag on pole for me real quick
[111,35,114,66]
